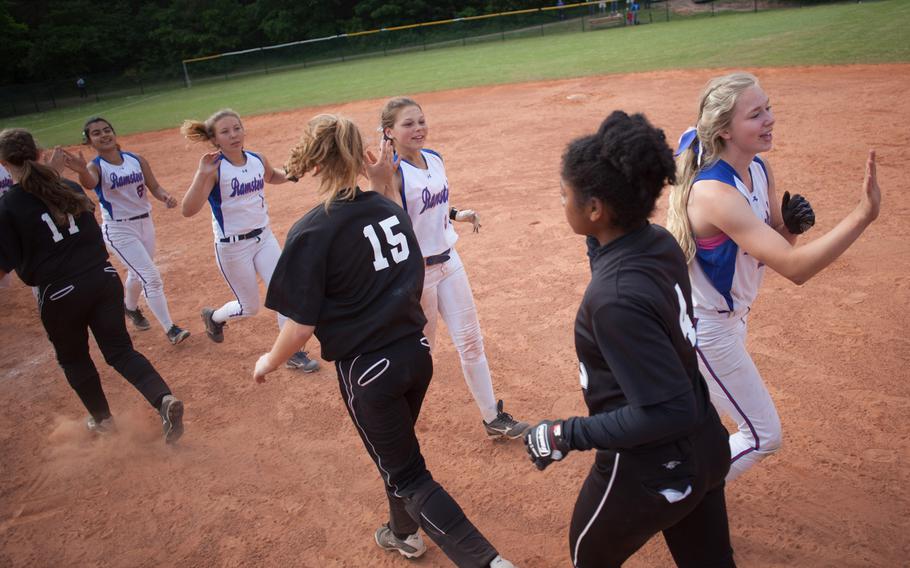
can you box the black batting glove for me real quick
[524,419,571,471]
[781,191,815,234]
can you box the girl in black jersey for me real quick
[0,129,184,443]
[523,112,734,567]
[252,114,514,568]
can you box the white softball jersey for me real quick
[398,149,457,258]
[92,152,152,222]
[207,151,268,240]
[0,163,12,196]
[690,157,771,317]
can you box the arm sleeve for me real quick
[567,300,696,451]
[264,218,329,326]
[0,206,21,273]
[564,389,698,451]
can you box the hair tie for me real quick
[674,127,699,158]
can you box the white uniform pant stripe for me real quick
[421,248,498,423]
[336,356,402,498]
[573,452,621,568]
[102,219,173,332]
[695,314,782,481]
[210,228,285,328]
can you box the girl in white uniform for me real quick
[666,72,882,481]
[63,117,190,345]
[374,97,527,439]
[181,109,318,372]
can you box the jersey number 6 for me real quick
[363,216,410,272]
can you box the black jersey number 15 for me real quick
[363,215,410,272]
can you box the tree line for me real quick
[0,0,556,85]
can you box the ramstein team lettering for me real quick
[110,171,144,189]
[419,185,448,214]
[230,175,265,197]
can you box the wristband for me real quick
[449,207,458,220]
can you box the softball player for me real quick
[0,128,184,443]
[61,117,189,345]
[666,72,882,481]
[524,112,734,568]
[0,163,12,289]
[254,114,514,568]
[181,109,318,372]
[373,97,527,439]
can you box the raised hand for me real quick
[198,151,222,175]
[861,149,881,223]
[364,137,398,195]
[62,149,88,173]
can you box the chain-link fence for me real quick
[0,0,859,119]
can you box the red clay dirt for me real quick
[1,65,908,567]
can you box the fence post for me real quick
[31,90,39,113]
[666,0,669,22]
[182,61,191,88]
[261,47,269,74]
[754,0,758,12]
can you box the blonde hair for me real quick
[379,97,421,135]
[286,114,364,205]
[0,128,94,226]
[181,109,242,144]
[666,72,759,262]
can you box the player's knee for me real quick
[452,324,485,362]
[240,302,260,317]
[143,274,165,298]
[759,428,782,455]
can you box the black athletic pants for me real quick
[38,263,171,421]
[569,404,736,568]
[336,333,498,568]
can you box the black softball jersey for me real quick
[564,223,714,453]
[0,181,108,287]
[265,189,427,362]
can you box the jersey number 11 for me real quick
[363,216,410,272]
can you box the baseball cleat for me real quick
[159,395,184,444]
[125,305,151,331]
[86,415,116,434]
[483,400,530,439]
[286,351,320,372]
[200,307,225,343]
[166,324,190,345]
[374,524,426,559]
[489,555,516,568]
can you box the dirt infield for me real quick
[1,64,908,567]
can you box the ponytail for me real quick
[286,114,363,207]
[666,72,760,263]
[0,128,94,226]
[181,109,243,145]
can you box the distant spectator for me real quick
[76,77,87,99]
[557,0,566,20]
[599,1,607,14]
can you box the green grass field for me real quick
[4,0,907,146]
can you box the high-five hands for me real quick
[524,419,571,471]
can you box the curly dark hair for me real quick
[561,111,676,232]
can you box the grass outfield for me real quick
[4,0,907,146]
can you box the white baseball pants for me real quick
[421,248,498,423]
[102,218,174,332]
[695,311,782,481]
[211,227,285,329]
